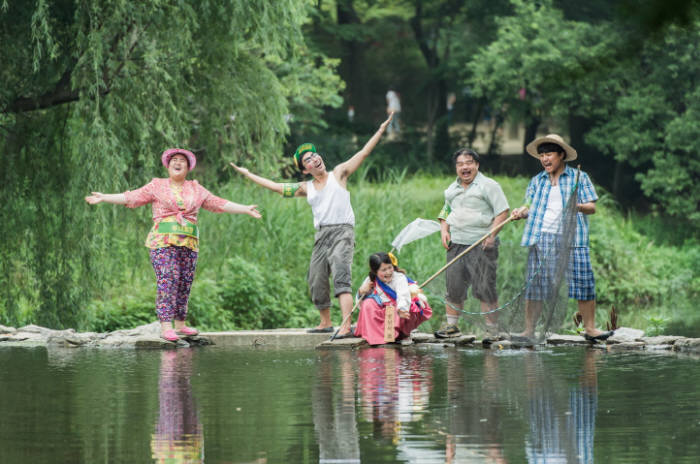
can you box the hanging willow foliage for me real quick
[0,0,343,328]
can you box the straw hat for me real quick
[161,148,197,171]
[526,134,577,161]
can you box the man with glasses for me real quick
[230,114,393,336]
[435,148,509,338]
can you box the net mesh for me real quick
[398,175,581,345]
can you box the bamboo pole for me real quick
[419,216,514,289]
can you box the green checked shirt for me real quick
[438,172,509,245]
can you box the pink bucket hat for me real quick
[161,148,197,171]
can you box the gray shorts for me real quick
[445,240,499,305]
[307,224,355,310]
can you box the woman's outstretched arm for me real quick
[85,192,127,205]
[221,201,262,218]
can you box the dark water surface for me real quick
[1,345,698,463]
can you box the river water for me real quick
[1,345,698,463]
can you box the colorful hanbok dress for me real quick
[354,272,432,345]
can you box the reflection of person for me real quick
[356,349,434,454]
[85,149,261,341]
[358,348,401,442]
[523,350,599,464]
[354,252,432,345]
[511,134,613,342]
[151,349,203,463]
[230,115,393,336]
[567,350,598,464]
[312,351,360,463]
[385,87,401,136]
[435,148,509,339]
[443,351,507,463]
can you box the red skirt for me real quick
[354,297,432,346]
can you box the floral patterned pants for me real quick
[150,246,198,322]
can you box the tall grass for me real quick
[5,167,698,336]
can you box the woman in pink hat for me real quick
[86,148,261,341]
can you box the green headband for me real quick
[293,142,316,170]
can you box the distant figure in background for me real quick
[446,92,456,126]
[347,105,355,123]
[385,86,401,136]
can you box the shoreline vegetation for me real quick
[3,169,698,338]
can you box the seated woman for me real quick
[354,252,432,345]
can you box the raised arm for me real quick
[230,163,306,197]
[334,113,393,182]
[230,163,283,194]
[85,192,127,205]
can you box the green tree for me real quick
[0,0,342,328]
[467,0,700,221]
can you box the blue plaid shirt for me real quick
[520,165,598,248]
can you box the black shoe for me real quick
[434,324,461,339]
[334,332,357,340]
[584,330,615,342]
[307,326,334,334]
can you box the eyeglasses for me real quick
[302,152,319,165]
[456,160,476,167]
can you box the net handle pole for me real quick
[419,216,514,289]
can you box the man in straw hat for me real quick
[511,134,614,342]
[230,114,393,337]
[434,148,509,339]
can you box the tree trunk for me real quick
[410,3,449,163]
[522,110,540,173]
[337,0,370,124]
[487,110,504,156]
[468,98,485,146]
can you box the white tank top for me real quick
[306,172,355,229]
[542,183,563,233]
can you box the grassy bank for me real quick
[5,166,699,336]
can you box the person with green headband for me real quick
[230,113,393,337]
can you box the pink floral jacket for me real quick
[124,178,227,224]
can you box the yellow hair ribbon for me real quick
[388,251,398,267]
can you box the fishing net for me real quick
[396,177,581,345]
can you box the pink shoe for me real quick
[161,329,179,342]
[176,326,199,336]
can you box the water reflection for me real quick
[359,348,401,442]
[151,349,204,463]
[524,350,598,464]
[2,345,699,462]
[440,350,507,463]
[312,350,361,463]
[358,348,433,445]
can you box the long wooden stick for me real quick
[419,216,514,289]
